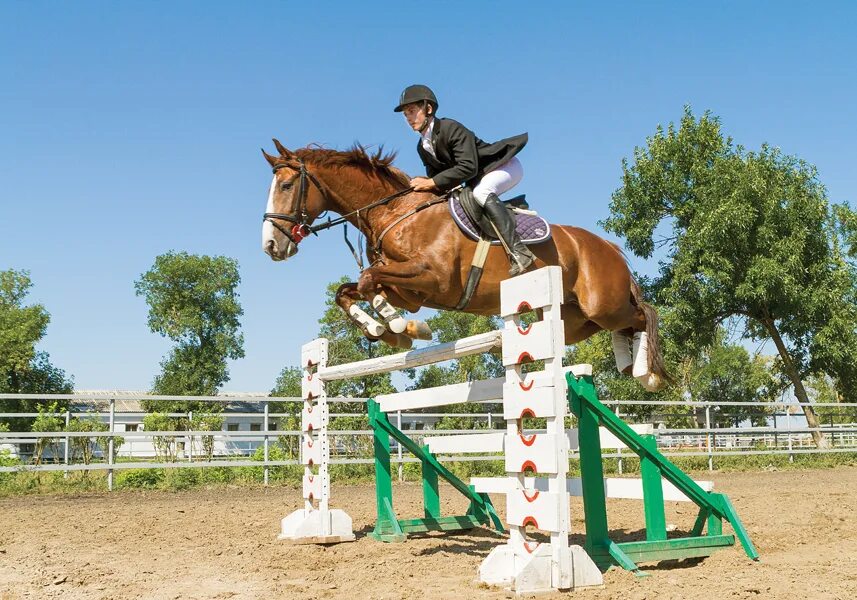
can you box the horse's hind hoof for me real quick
[406,320,433,341]
[636,373,664,392]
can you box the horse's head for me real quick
[261,139,328,261]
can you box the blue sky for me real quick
[2,1,855,392]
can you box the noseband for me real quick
[262,159,417,253]
[262,160,326,246]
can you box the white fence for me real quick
[1,393,856,490]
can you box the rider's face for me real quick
[402,103,432,131]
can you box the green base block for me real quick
[589,534,737,571]
[371,514,487,542]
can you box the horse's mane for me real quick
[294,144,410,189]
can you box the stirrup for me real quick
[508,252,535,277]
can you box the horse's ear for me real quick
[273,138,293,158]
[261,148,279,167]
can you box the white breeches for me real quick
[472,156,523,206]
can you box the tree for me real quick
[0,270,73,430]
[270,366,302,458]
[603,108,857,447]
[566,325,775,428]
[31,402,65,465]
[134,252,245,412]
[67,415,123,469]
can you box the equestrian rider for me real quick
[394,84,536,276]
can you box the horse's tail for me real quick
[629,278,674,387]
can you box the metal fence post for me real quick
[108,398,115,491]
[705,405,713,472]
[64,410,70,479]
[397,410,403,482]
[787,408,794,463]
[187,410,193,461]
[263,401,270,486]
[615,404,623,475]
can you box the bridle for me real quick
[262,160,326,247]
[262,158,416,250]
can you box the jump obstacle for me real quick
[280,266,758,594]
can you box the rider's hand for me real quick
[410,177,437,192]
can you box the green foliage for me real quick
[270,366,302,451]
[834,202,857,260]
[142,413,178,461]
[270,366,301,400]
[188,411,224,461]
[134,251,244,408]
[0,270,73,430]
[66,415,114,468]
[116,468,164,489]
[0,269,49,380]
[30,402,65,464]
[162,467,199,490]
[247,443,302,481]
[603,107,857,445]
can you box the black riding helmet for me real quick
[393,84,438,113]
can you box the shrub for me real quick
[163,467,199,490]
[116,468,164,489]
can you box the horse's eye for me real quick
[280,182,293,191]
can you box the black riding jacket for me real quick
[416,117,527,192]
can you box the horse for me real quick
[260,140,669,391]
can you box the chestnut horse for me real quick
[261,141,669,390]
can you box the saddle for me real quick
[449,187,552,245]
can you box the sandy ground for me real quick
[1,467,856,600]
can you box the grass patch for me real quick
[1,450,855,497]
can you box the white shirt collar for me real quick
[420,118,436,157]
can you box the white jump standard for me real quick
[279,266,758,594]
[279,338,355,544]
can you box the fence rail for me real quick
[2,393,856,489]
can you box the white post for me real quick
[108,398,115,492]
[64,410,70,479]
[478,266,601,593]
[263,401,270,486]
[280,338,355,543]
[397,410,404,482]
[187,410,193,461]
[615,404,623,475]
[787,408,794,463]
[705,405,713,472]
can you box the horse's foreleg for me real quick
[335,283,413,348]
[358,263,438,341]
[370,293,408,334]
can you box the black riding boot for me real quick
[483,194,536,276]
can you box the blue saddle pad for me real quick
[448,194,552,245]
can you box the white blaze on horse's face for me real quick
[262,174,297,261]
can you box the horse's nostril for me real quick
[266,239,277,254]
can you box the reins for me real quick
[262,158,450,269]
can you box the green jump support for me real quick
[367,399,504,542]
[566,372,759,573]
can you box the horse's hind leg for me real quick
[335,283,413,349]
[611,329,635,376]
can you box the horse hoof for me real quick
[636,373,663,392]
[381,331,413,349]
[406,320,433,341]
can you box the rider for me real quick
[394,84,535,276]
